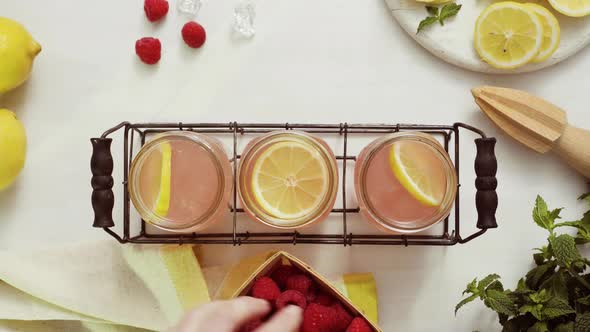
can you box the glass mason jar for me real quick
[354,132,457,233]
[129,131,233,233]
[238,131,339,229]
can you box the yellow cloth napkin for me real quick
[0,241,378,331]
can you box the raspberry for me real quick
[135,37,161,65]
[331,303,353,332]
[251,277,281,302]
[302,303,337,332]
[271,265,299,289]
[286,274,313,295]
[276,290,308,310]
[240,319,262,332]
[345,317,372,332]
[181,22,206,48]
[144,0,169,22]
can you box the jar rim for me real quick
[128,131,232,232]
[356,132,458,233]
[238,130,339,229]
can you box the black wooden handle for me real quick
[91,138,114,228]
[474,137,498,229]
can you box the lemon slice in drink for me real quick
[524,4,561,63]
[474,2,543,69]
[252,141,329,220]
[388,141,445,207]
[154,142,172,216]
[548,0,590,17]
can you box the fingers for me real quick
[226,296,272,326]
[257,305,303,332]
[170,297,271,332]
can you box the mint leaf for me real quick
[417,16,439,33]
[532,196,563,231]
[528,322,549,332]
[540,271,568,300]
[575,313,590,332]
[529,289,551,304]
[555,322,575,332]
[526,262,557,289]
[550,234,581,267]
[488,280,504,292]
[417,2,461,33]
[543,296,575,319]
[426,5,439,16]
[484,289,517,316]
[577,294,590,305]
[455,293,478,315]
[533,195,550,229]
[520,304,544,320]
[463,278,478,295]
[578,192,590,204]
[438,3,462,25]
[478,274,501,293]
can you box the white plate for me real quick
[385,0,590,73]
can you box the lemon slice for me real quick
[474,2,543,69]
[525,4,561,63]
[252,141,329,220]
[389,141,445,207]
[154,142,172,216]
[548,0,590,17]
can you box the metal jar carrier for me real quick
[90,122,498,246]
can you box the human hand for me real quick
[169,296,302,332]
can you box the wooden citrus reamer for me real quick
[472,86,590,178]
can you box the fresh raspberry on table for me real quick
[302,303,337,332]
[144,0,169,22]
[331,303,353,332]
[276,290,308,310]
[143,0,170,22]
[346,317,372,332]
[181,21,206,48]
[286,274,313,295]
[313,293,335,306]
[251,276,281,302]
[271,264,299,289]
[135,37,161,65]
[240,318,262,332]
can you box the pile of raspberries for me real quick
[136,0,206,65]
[241,263,373,332]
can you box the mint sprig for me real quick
[456,194,590,331]
[417,3,462,34]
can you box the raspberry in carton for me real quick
[231,251,382,332]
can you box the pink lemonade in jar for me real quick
[129,132,232,232]
[355,132,457,233]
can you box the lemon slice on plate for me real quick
[524,3,561,63]
[548,0,590,17]
[388,141,445,207]
[474,2,543,69]
[154,142,172,216]
[252,141,329,220]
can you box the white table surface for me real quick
[1,0,590,331]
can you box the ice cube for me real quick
[233,1,256,38]
[178,0,202,17]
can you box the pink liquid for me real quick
[360,140,448,226]
[138,139,221,225]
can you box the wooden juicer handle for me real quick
[554,125,590,178]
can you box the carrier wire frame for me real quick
[90,122,499,246]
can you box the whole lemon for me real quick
[0,17,41,94]
[0,109,27,190]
